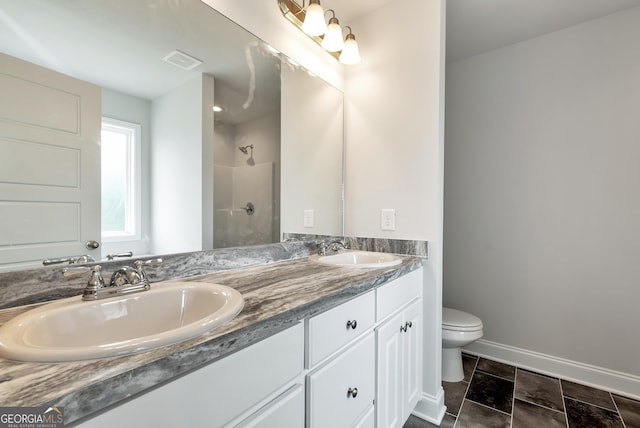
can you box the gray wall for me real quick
[444,6,640,381]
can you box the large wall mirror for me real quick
[0,0,344,272]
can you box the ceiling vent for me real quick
[162,50,203,71]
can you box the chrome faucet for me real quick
[317,239,348,256]
[63,258,163,301]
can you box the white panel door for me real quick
[0,53,101,269]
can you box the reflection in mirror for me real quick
[0,0,343,272]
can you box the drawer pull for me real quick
[347,387,358,398]
[346,320,358,330]
[400,321,413,333]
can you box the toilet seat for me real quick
[443,307,483,332]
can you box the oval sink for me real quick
[310,251,402,268]
[0,281,244,362]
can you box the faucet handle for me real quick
[63,265,105,294]
[133,258,163,283]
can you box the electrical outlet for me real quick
[381,209,396,231]
[304,209,314,228]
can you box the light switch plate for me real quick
[304,209,314,228]
[381,209,396,231]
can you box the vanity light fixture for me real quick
[278,0,361,65]
[321,10,344,52]
[301,0,327,36]
[339,27,361,65]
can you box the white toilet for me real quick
[442,307,483,382]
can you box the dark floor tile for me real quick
[565,397,624,428]
[613,394,640,428]
[443,380,468,416]
[440,413,456,428]
[515,369,564,412]
[512,398,567,428]
[463,354,478,382]
[561,380,616,411]
[403,414,434,428]
[476,357,516,381]
[402,413,456,428]
[457,400,511,428]
[467,371,514,414]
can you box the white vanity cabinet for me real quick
[75,267,424,428]
[77,323,305,428]
[305,291,376,428]
[375,269,423,428]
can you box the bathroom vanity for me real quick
[0,252,425,427]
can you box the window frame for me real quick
[100,117,142,243]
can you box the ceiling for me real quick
[317,0,640,63]
[446,0,640,62]
[0,0,281,124]
[3,0,639,100]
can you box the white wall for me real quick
[150,74,214,254]
[444,7,640,396]
[345,0,446,422]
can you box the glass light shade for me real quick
[321,19,344,52]
[302,2,327,36]
[339,34,361,65]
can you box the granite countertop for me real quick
[0,255,424,424]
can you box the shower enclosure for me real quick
[213,113,280,248]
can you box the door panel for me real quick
[376,312,403,428]
[0,53,101,269]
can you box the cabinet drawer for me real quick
[232,383,304,428]
[307,291,375,367]
[307,332,375,428]
[376,269,422,322]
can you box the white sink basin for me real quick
[310,251,402,268]
[0,281,244,362]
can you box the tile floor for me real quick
[403,354,640,428]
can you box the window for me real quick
[101,118,141,242]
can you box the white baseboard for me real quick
[412,387,446,425]
[464,339,640,400]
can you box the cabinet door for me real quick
[402,299,423,421]
[376,311,403,428]
[351,405,374,428]
[78,324,304,428]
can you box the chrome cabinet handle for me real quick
[401,321,414,332]
[346,320,357,330]
[85,240,100,249]
[347,387,358,398]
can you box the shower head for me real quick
[238,144,253,155]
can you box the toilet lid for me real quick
[442,308,483,331]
